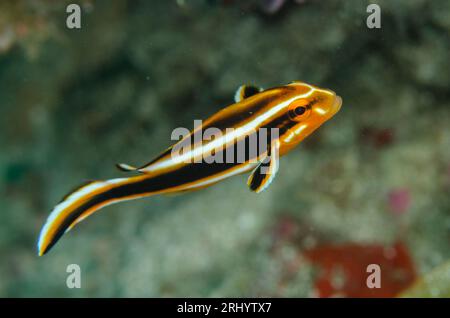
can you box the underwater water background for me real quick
[0,0,449,297]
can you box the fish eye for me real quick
[294,106,306,116]
[288,99,310,120]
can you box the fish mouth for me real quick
[331,95,342,115]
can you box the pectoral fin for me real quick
[247,140,280,193]
[234,84,263,103]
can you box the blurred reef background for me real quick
[0,0,449,297]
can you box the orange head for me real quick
[278,81,342,154]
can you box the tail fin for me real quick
[37,177,135,256]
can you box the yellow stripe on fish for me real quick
[37,81,342,256]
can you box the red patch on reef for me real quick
[303,242,416,298]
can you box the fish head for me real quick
[278,82,342,152]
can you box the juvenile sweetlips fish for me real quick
[37,81,342,256]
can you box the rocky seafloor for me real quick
[0,0,449,297]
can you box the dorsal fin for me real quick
[234,85,263,103]
[116,163,139,172]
